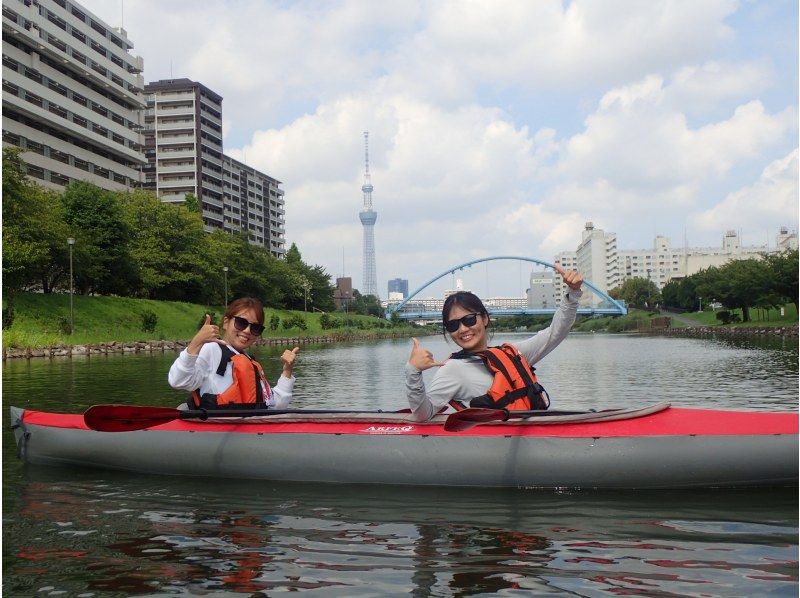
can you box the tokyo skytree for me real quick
[359,131,378,297]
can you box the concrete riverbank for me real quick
[2,330,415,360]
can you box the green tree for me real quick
[62,181,136,295]
[615,277,662,310]
[761,250,799,313]
[2,148,70,296]
[183,192,201,213]
[118,189,216,301]
[696,259,768,322]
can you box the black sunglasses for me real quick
[231,315,265,336]
[444,312,481,333]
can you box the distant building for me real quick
[552,250,578,304]
[576,222,619,307]
[388,278,409,298]
[528,270,555,309]
[776,226,798,251]
[334,277,353,310]
[619,229,792,289]
[2,0,146,190]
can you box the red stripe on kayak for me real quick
[22,408,799,437]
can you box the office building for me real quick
[388,278,408,298]
[576,222,619,306]
[2,0,146,190]
[334,277,353,310]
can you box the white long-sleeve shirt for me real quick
[405,290,582,421]
[168,342,295,409]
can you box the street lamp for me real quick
[698,296,702,313]
[222,266,229,306]
[67,237,75,334]
[300,276,311,312]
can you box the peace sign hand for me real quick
[409,337,445,371]
[187,314,220,355]
[554,262,583,291]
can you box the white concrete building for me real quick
[619,229,794,289]
[2,0,146,189]
[527,270,555,309]
[552,250,577,304]
[575,222,619,307]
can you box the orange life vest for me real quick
[189,343,272,410]
[448,343,550,412]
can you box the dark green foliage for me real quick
[269,315,280,331]
[282,315,307,330]
[57,316,73,335]
[662,252,798,322]
[2,164,335,310]
[140,310,158,333]
[615,277,662,310]
[3,304,15,329]
[319,312,333,329]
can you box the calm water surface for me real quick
[3,333,798,596]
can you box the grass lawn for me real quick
[670,303,798,327]
[3,293,411,349]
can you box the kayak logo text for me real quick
[360,425,416,435]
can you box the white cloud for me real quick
[692,149,799,236]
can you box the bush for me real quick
[140,310,158,333]
[57,316,73,335]
[716,310,732,325]
[269,314,280,331]
[319,312,333,329]
[282,315,307,330]
[2,304,14,329]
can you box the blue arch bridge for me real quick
[384,256,627,321]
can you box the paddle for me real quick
[444,407,593,432]
[84,405,406,432]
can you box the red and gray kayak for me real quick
[9,403,798,489]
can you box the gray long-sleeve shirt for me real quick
[405,290,582,421]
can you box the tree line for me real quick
[2,148,373,315]
[609,250,798,322]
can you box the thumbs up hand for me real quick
[409,337,444,371]
[187,314,220,355]
[281,346,300,377]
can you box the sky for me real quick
[82,0,798,299]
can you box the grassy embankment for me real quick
[571,304,797,333]
[3,293,414,349]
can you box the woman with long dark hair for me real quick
[406,264,583,421]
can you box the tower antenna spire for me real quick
[359,131,378,297]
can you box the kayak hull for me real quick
[10,406,798,489]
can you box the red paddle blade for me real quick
[443,408,508,432]
[84,405,182,432]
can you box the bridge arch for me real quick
[386,256,627,318]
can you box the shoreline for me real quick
[656,325,798,339]
[2,330,415,361]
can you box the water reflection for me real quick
[4,468,797,596]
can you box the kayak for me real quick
[9,403,798,489]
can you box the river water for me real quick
[3,332,798,596]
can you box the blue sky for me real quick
[82,0,798,298]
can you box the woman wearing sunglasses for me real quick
[406,264,583,421]
[168,297,299,410]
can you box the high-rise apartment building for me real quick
[142,78,286,256]
[142,78,224,230]
[552,250,578,304]
[576,222,619,306]
[2,0,146,190]
[222,155,286,257]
